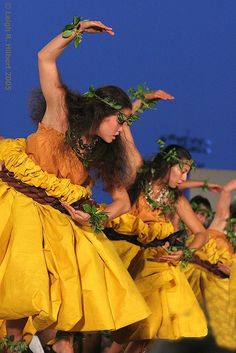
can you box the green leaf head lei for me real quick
[156,139,196,171]
[83,85,139,126]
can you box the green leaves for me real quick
[82,203,108,233]
[0,336,28,353]
[180,247,195,269]
[156,139,196,170]
[83,86,140,126]
[117,112,140,126]
[201,178,209,191]
[62,16,83,48]
[128,83,156,113]
[226,217,236,251]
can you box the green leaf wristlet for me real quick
[62,16,83,48]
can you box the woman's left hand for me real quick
[62,202,91,226]
[144,90,174,101]
[207,183,222,193]
[79,20,115,36]
[159,249,183,263]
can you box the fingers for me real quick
[154,90,175,100]
[81,20,115,35]
[145,90,174,101]
[62,202,90,222]
[159,250,183,262]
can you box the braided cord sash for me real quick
[0,168,95,214]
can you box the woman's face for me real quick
[96,108,132,143]
[167,160,191,188]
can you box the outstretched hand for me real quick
[144,90,174,101]
[79,20,115,36]
[62,202,91,226]
[207,183,222,193]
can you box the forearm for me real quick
[38,32,77,62]
[179,180,204,190]
[188,230,209,251]
[103,198,130,221]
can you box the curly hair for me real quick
[128,144,192,205]
[29,85,132,191]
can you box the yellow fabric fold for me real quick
[0,138,91,203]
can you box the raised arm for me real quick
[120,89,174,184]
[37,20,114,132]
[176,195,209,250]
[210,179,236,231]
[159,195,209,263]
[120,123,143,185]
[179,179,222,193]
[132,89,174,113]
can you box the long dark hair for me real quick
[29,85,132,191]
[128,144,192,204]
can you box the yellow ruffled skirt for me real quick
[184,236,236,350]
[0,139,150,333]
[107,215,207,342]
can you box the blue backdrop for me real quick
[1,0,236,173]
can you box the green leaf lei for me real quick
[128,83,157,113]
[156,139,196,171]
[201,178,209,191]
[82,203,108,233]
[167,244,195,269]
[62,16,83,48]
[84,85,139,126]
[0,336,28,353]
[143,182,177,215]
[226,217,236,252]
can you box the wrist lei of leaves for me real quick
[0,336,28,353]
[157,139,196,171]
[166,243,195,268]
[201,179,209,191]
[226,217,236,252]
[180,247,196,268]
[128,83,158,113]
[82,203,108,233]
[62,16,83,48]
[84,85,139,126]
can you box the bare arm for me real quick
[120,123,143,185]
[37,20,114,132]
[176,195,209,250]
[103,186,131,220]
[132,89,174,113]
[62,186,130,227]
[179,179,222,193]
[159,195,209,262]
[120,89,174,184]
[210,179,236,231]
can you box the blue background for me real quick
[1,0,236,172]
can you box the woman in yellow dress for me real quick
[107,144,209,353]
[183,179,236,350]
[0,18,152,353]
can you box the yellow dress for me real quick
[0,124,150,334]
[108,193,207,342]
[184,229,236,350]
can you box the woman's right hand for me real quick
[62,202,91,226]
[79,20,114,36]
